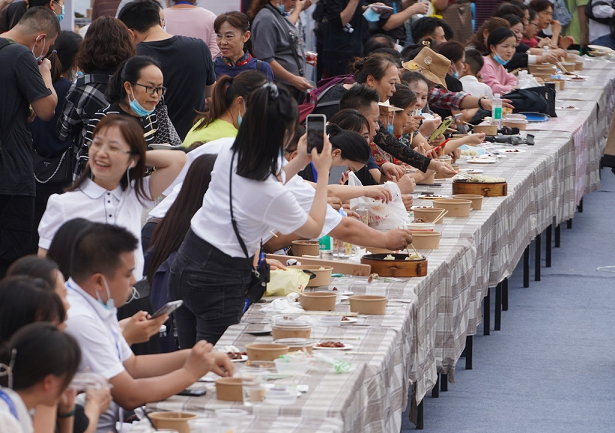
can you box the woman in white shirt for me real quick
[38,114,186,279]
[169,83,332,347]
[0,322,81,433]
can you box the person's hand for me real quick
[451,147,461,162]
[429,134,445,147]
[559,35,574,50]
[537,37,551,48]
[409,1,430,15]
[437,162,456,176]
[295,0,312,12]
[404,115,422,133]
[380,162,406,181]
[184,340,215,381]
[383,228,413,251]
[419,117,441,137]
[209,352,234,378]
[294,134,311,168]
[122,311,168,346]
[327,196,343,210]
[553,48,566,59]
[369,2,388,13]
[539,51,559,64]
[339,170,349,185]
[266,258,287,270]
[292,76,313,92]
[84,388,112,416]
[311,133,333,176]
[58,387,76,413]
[38,57,51,72]
[550,19,562,33]
[480,98,513,111]
[401,194,413,210]
[397,173,416,194]
[363,185,392,202]
[466,132,485,146]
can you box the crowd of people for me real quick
[0,0,609,432]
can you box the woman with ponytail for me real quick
[169,83,333,347]
[182,70,268,149]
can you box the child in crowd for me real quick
[459,49,494,99]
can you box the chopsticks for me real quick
[431,209,448,224]
[427,138,451,157]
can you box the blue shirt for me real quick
[214,56,274,82]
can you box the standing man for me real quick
[0,7,59,277]
[118,0,216,140]
[322,0,366,77]
[368,0,429,45]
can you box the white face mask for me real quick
[97,276,116,310]
[31,36,46,62]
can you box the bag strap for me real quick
[265,4,304,76]
[229,151,251,259]
[33,148,70,184]
[0,389,19,421]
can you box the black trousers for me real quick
[0,195,35,278]
[169,229,252,348]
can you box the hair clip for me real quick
[0,348,17,389]
[263,82,279,99]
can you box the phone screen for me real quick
[306,115,325,153]
[150,300,183,319]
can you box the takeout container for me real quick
[360,253,428,277]
[452,194,483,210]
[291,240,320,257]
[292,265,333,287]
[432,199,472,217]
[407,222,435,231]
[452,180,508,197]
[245,343,289,361]
[502,118,528,130]
[473,124,498,135]
[273,338,314,354]
[272,315,312,340]
[349,295,387,315]
[299,291,337,311]
[148,412,197,433]
[528,64,557,75]
[545,79,565,91]
[410,231,441,249]
[215,378,243,402]
[412,207,445,224]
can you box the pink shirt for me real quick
[480,56,517,95]
[163,7,220,60]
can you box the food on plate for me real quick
[384,254,395,260]
[341,316,351,322]
[227,352,247,360]
[316,341,345,348]
[405,252,423,260]
[461,148,479,156]
[412,217,429,223]
[367,273,378,283]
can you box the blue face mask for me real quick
[363,7,380,22]
[237,103,245,127]
[451,66,460,79]
[494,53,509,66]
[276,3,285,14]
[129,87,155,117]
[96,276,116,310]
[57,5,65,22]
[387,123,394,135]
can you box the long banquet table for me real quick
[146,57,615,432]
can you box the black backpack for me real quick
[585,0,615,25]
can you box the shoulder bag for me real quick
[152,102,182,147]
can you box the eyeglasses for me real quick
[529,22,539,27]
[132,82,167,96]
[90,141,132,155]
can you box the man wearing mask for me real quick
[0,7,59,277]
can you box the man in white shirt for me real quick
[459,49,494,99]
[587,1,615,49]
[64,223,233,433]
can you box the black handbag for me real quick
[506,86,557,118]
[229,152,270,304]
[33,147,73,184]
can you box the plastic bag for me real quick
[265,268,310,297]
[348,172,409,231]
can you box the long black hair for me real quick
[326,124,370,164]
[232,83,298,181]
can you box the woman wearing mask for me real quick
[183,70,268,148]
[84,56,182,151]
[39,114,187,281]
[169,83,332,347]
[480,28,518,94]
[30,31,83,243]
[249,0,312,102]
[214,11,274,81]
[0,323,81,433]
[501,14,560,71]
[56,17,136,177]
[0,0,64,33]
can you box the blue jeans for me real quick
[168,229,252,348]
[590,33,615,50]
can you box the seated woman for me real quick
[480,28,518,95]
[182,71,268,148]
[0,323,81,433]
[528,0,574,50]
[213,11,274,81]
[84,56,182,150]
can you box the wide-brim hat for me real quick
[402,47,450,91]
[378,99,404,112]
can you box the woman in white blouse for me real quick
[169,83,332,347]
[38,114,186,279]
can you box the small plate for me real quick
[313,343,353,351]
[231,355,248,363]
[460,168,484,174]
[418,194,449,199]
[467,158,497,164]
[341,317,358,324]
[556,106,579,110]
[588,44,613,52]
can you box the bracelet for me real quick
[57,409,75,418]
[478,97,485,110]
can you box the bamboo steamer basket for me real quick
[452,180,507,197]
[360,253,427,277]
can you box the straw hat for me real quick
[378,100,403,112]
[402,47,450,90]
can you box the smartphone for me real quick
[176,388,206,397]
[150,300,183,319]
[428,117,454,142]
[306,114,326,154]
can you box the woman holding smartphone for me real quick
[169,83,332,347]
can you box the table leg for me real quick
[465,335,473,370]
[567,219,572,229]
[555,223,561,248]
[416,399,424,429]
[432,375,440,398]
[523,246,530,288]
[495,282,502,331]
[577,198,583,213]
[502,278,509,311]
[546,224,552,268]
[483,287,491,336]
[534,234,541,282]
[440,374,448,392]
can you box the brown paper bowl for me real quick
[293,265,333,287]
[299,291,337,311]
[291,240,320,257]
[214,378,243,402]
[349,295,387,315]
[410,231,441,249]
[245,343,289,361]
[432,199,472,217]
[271,324,312,340]
[148,412,197,433]
[452,194,483,210]
[412,207,445,224]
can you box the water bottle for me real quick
[492,93,502,128]
[319,235,333,260]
